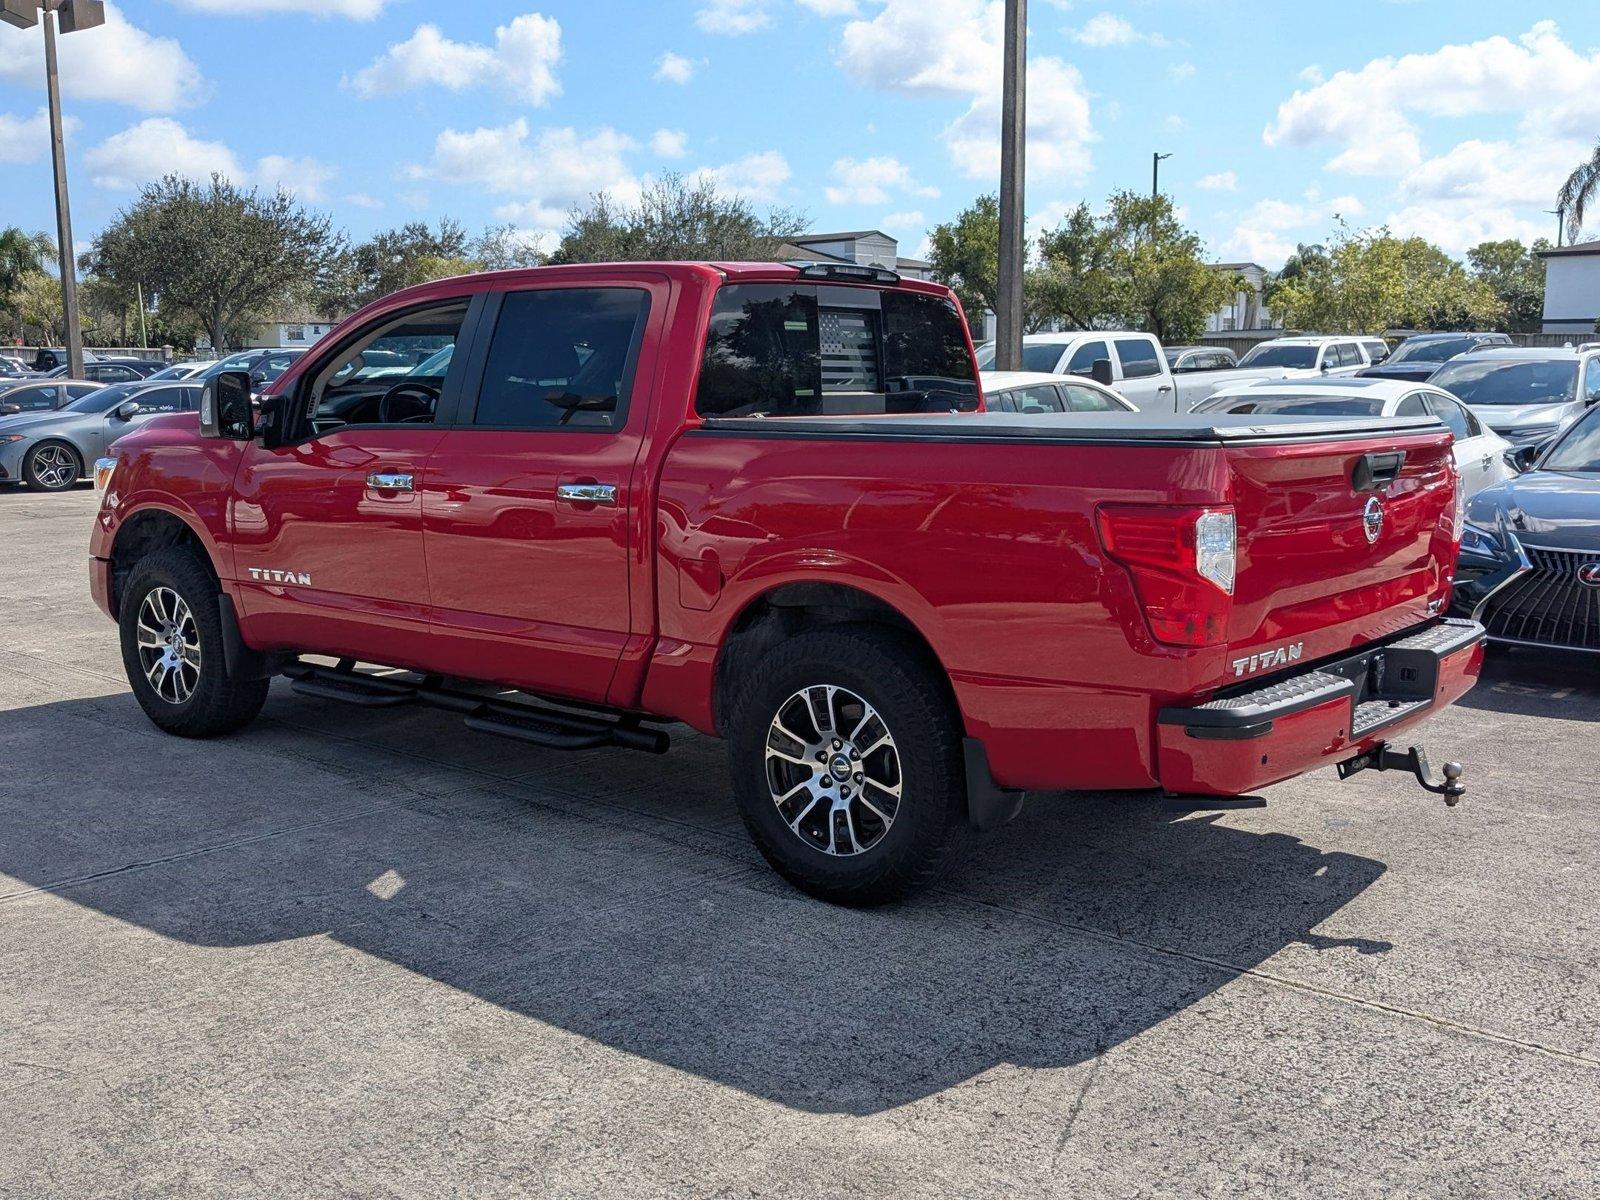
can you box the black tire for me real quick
[726,625,970,906]
[22,440,81,492]
[119,548,269,737]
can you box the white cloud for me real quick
[824,156,938,205]
[797,0,859,14]
[170,0,391,17]
[1218,196,1361,267]
[1198,170,1238,192]
[0,3,202,113]
[837,0,1094,182]
[411,118,640,231]
[1265,21,1600,176]
[1164,114,1186,133]
[651,129,689,158]
[1072,13,1167,48]
[654,51,702,85]
[344,193,384,209]
[1169,62,1195,82]
[0,108,78,164]
[695,150,791,201]
[348,14,562,106]
[696,0,771,35]
[83,119,335,201]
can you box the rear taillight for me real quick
[1450,467,1466,542]
[1097,505,1236,647]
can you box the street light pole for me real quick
[994,0,1026,372]
[1152,152,1172,199]
[1546,207,1564,248]
[40,2,84,377]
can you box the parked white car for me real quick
[976,331,1287,413]
[1196,377,1516,496]
[980,370,1135,414]
[1236,335,1378,378]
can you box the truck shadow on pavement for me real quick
[2,689,1393,1116]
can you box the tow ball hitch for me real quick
[1337,743,1466,807]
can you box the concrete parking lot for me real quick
[2,486,1598,1198]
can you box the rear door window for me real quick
[1425,393,1474,440]
[1113,338,1162,379]
[695,284,977,417]
[1061,384,1121,412]
[1064,340,1108,376]
[1009,385,1065,413]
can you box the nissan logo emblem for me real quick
[1362,496,1384,544]
[1578,563,1600,588]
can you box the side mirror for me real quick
[112,399,142,421]
[199,370,255,440]
[1089,357,1114,387]
[1508,441,1548,473]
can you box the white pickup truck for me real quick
[976,332,1288,413]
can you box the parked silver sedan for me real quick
[0,381,200,492]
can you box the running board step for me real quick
[288,673,417,707]
[465,710,611,751]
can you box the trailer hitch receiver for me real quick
[1336,743,1465,807]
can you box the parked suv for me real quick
[1360,332,1513,384]
[1429,347,1600,447]
[1237,336,1375,377]
[91,262,1482,904]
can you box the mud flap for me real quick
[964,737,1027,830]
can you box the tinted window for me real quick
[62,385,137,414]
[1216,396,1387,417]
[1018,343,1066,372]
[1005,385,1064,413]
[1061,383,1122,412]
[1390,337,1474,365]
[2,385,58,411]
[1239,343,1318,368]
[1584,361,1600,403]
[127,386,196,415]
[1425,394,1471,440]
[1396,394,1429,417]
[696,284,977,417]
[1065,340,1108,375]
[475,288,649,429]
[1114,338,1162,379]
[1429,359,1579,406]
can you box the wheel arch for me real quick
[711,580,960,737]
[23,435,86,482]
[107,506,223,620]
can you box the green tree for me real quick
[1467,238,1549,333]
[470,224,547,272]
[1033,202,1119,330]
[1097,191,1237,342]
[1268,224,1502,333]
[12,271,63,344]
[317,219,476,314]
[928,194,1072,333]
[1558,141,1600,243]
[89,174,336,353]
[552,174,806,265]
[0,227,55,337]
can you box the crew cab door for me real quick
[420,279,664,704]
[1111,336,1175,411]
[229,298,475,664]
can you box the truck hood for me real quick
[1466,471,1600,551]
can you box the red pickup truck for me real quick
[90,261,1484,904]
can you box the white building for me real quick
[777,230,934,281]
[241,316,340,350]
[1539,242,1600,334]
[1205,262,1279,333]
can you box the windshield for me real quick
[1205,395,1386,417]
[973,342,1069,372]
[1542,407,1600,473]
[62,384,136,414]
[1389,337,1474,365]
[143,363,196,381]
[1239,344,1319,368]
[1429,359,1578,406]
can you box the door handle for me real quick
[556,482,618,506]
[366,472,414,492]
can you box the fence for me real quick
[5,346,172,364]
[1197,331,1593,358]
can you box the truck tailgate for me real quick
[1224,426,1457,677]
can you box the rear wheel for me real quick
[119,548,269,737]
[726,626,969,905]
[23,441,81,491]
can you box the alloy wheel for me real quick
[765,684,902,857]
[136,587,201,705]
[29,444,77,489]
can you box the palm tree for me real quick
[1558,143,1600,243]
[0,227,54,297]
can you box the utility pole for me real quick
[1,0,105,378]
[1546,207,1565,248]
[994,0,1026,371]
[1152,152,1172,199]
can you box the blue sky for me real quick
[0,1,1594,269]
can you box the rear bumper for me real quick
[1155,618,1485,796]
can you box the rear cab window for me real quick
[695,284,978,418]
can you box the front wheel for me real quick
[726,625,970,906]
[23,441,81,491]
[119,548,269,737]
